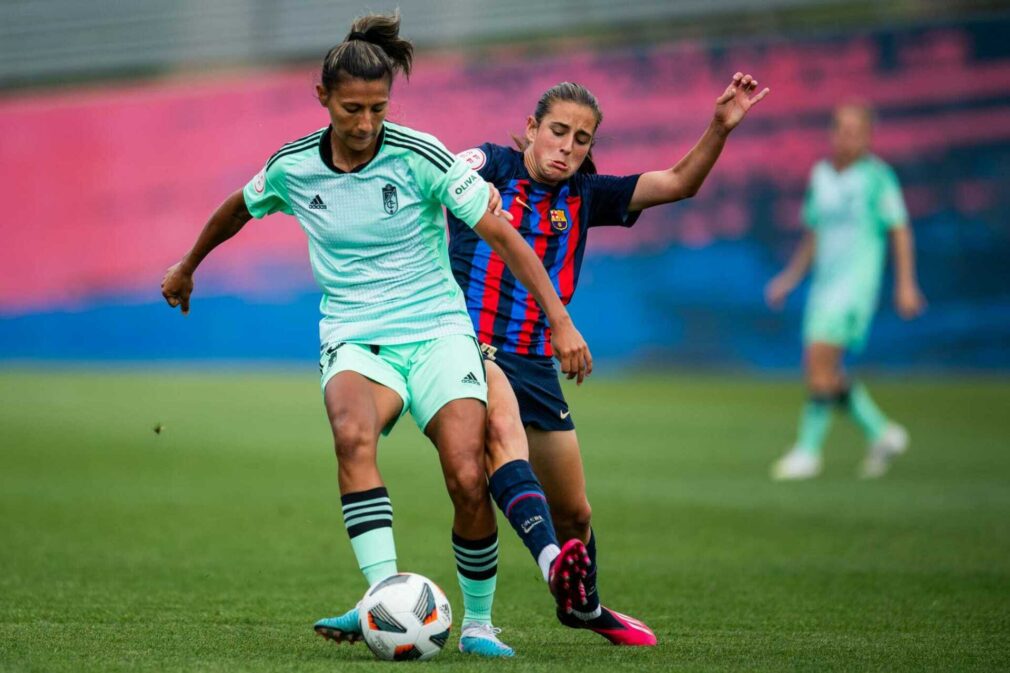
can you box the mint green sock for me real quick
[350,529,398,586]
[457,573,496,625]
[847,382,888,442]
[342,487,397,586]
[797,399,833,457]
[453,531,498,625]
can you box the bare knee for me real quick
[329,414,376,464]
[444,461,490,517]
[806,370,841,396]
[805,359,841,395]
[487,404,522,447]
[805,344,845,396]
[486,404,527,469]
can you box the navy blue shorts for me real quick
[480,343,574,432]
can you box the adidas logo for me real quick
[461,372,480,385]
[309,194,327,210]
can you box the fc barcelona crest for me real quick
[382,183,398,215]
[550,209,569,232]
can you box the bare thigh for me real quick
[323,371,402,494]
[484,359,530,474]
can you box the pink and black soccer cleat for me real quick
[548,539,590,613]
[557,605,658,646]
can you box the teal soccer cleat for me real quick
[314,606,363,645]
[458,623,515,657]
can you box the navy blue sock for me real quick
[580,529,602,615]
[488,460,559,576]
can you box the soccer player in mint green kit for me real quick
[766,103,926,480]
[160,12,593,658]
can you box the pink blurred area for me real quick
[2,28,1010,313]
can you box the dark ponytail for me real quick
[321,11,413,91]
[513,82,604,175]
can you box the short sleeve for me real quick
[876,165,908,230]
[408,134,489,228]
[456,143,499,181]
[583,173,642,228]
[242,159,292,218]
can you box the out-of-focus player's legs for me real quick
[529,428,657,646]
[772,342,844,480]
[483,360,588,613]
[773,338,908,480]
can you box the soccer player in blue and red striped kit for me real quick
[448,74,769,645]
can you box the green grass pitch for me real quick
[1,370,1008,672]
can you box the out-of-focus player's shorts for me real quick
[319,334,487,435]
[803,301,875,353]
[480,343,575,432]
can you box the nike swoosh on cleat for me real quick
[612,611,651,634]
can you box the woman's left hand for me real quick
[713,72,770,133]
[895,281,926,319]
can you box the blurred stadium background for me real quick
[2,0,1009,368]
[2,2,1009,671]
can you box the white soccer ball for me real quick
[359,573,452,661]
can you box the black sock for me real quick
[574,528,602,618]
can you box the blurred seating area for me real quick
[1,12,1007,368]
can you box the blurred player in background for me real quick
[766,103,926,480]
[160,12,594,658]
[448,73,769,645]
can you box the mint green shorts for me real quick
[803,302,874,352]
[319,334,487,434]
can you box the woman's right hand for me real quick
[161,262,195,315]
[550,315,593,385]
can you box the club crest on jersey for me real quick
[382,183,398,215]
[550,209,569,231]
[253,169,266,194]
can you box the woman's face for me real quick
[525,100,598,184]
[316,76,390,155]
[831,106,872,166]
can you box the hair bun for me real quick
[321,11,414,89]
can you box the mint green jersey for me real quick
[242,121,489,346]
[803,154,908,312]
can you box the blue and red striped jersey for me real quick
[447,143,641,357]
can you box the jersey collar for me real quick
[319,125,386,174]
